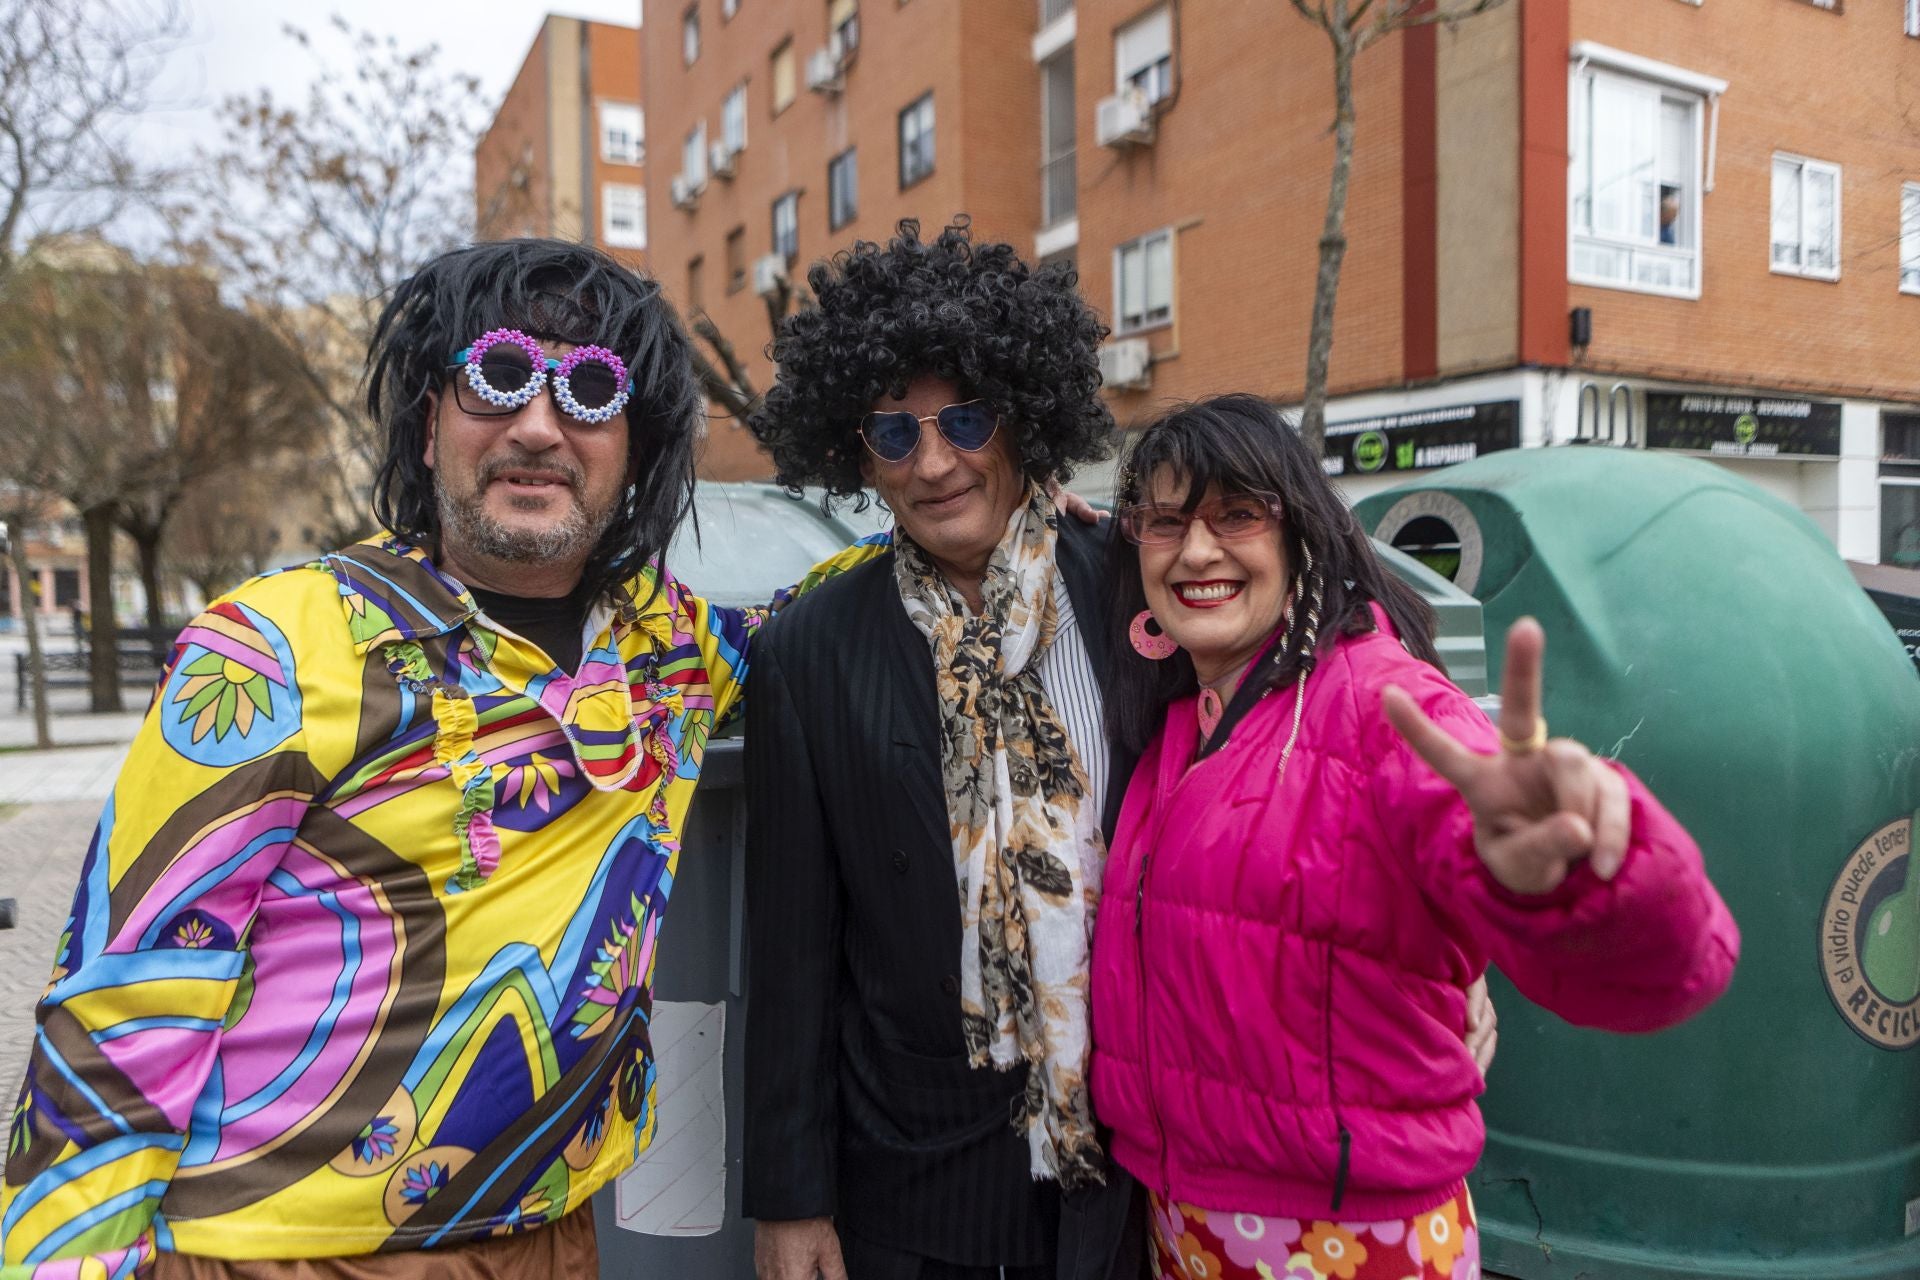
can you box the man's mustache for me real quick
[478,451,583,490]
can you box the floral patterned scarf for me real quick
[894,487,1107,1189]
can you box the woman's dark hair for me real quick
[366,238,701,603]
[1105,394,1443,756]
[749,218,1114,500]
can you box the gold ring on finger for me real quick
[1498,719,1548,755]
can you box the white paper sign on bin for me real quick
[614,1000,726,1237]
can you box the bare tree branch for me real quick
[1287,0,1509,453]
[0,0,183,279]
[169,19,486,546]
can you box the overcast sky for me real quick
[137,0,645,161]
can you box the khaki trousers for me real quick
[148,1207,598,1280]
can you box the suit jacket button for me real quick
[891,850,908,874]
[941,974,959,997]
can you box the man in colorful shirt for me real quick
[0,239,868,1278]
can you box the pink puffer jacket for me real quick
[1089,610,1739,1221]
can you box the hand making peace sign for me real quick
[1382,617,1632,896]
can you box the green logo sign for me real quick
[1354,431,1389,473]
[1735,413,1759,447]
[1395,441,1417,470]
[1821,812,1920,1050]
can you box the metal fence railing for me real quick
[1039,0,1074,27]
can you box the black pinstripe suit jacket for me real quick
[742,517,1140,1277]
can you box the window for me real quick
[688,256,705,311]
[773,192,799,261]
[683,4,700,65]
[1884,481,1920,568]
[829,147,858,230]
[603,183,646,249]
[683,120,708,185]
[1114,228,1173,332]
[1115,5,1172,105]
[722,84,749,153]
[726,226,747,293]
[600,102,643,165]
[1568,63,1706,297]
[53,568,79,608]
[1901,184,1920,294]
[899,92,935,188]
[723,0,739,17]
[1909,0,1919,36]
[1771,154,1842,280]
[772,39,797,114]
[1042,52,1076,228]
[829,0,860,54]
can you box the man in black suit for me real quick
[740,221,1137,1280]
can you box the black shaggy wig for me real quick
[750,218,1114,500]
[366,238,701,604]
[1105,394,1444,756]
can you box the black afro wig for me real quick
[749,218,1115,503]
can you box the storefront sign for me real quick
[1322,401,1520,477]
[1645,392,1842,459]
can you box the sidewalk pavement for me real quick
[0,633,144,1099]
[0,802,104,1097]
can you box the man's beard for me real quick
[434,454,622,568]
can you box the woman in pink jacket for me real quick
[1089,395,1738,1280]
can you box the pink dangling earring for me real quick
[1129,609,1178,660]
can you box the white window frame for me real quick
[1114,4,1173,105]
[723,0,739,18]
[603,183,646,250]
[682,4,700,65]
[722,84,749,154]
[1113,227,1174,334]
[1770,153,1843,282]
[1567,58,1711,301]
[829,147,858,230]
[1908,0,1919,36]
[683,120,708,186]
[772,191,799,261]
[1901,182,1920,296]
[599,102,643,166]
[899,92,935,188]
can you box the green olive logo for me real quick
[1735,413,1759,447]
[1821,812,1920,1050]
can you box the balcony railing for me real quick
[1039,0,1073,27]
[1043,150,1076,227]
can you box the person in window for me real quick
[1659,187,1682,246]
[739,225,1497,1280]
[1092,396,1738,1280]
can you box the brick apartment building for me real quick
[626,0,1920,558]
[476,16,650,267]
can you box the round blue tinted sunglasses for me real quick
[859,399,999,463]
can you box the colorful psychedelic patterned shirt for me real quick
[1,535,874,1277]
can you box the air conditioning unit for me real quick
[1095,88,1155,149]
[752,253,788,299]
[806,45,843,94]
[1098,337,1152,391]
[709,141,738,180]
[670,173,700,211]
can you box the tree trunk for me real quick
[132,526,166,635]
[82,502,122,714]
[7,534,53,750]
[1298,34,1358,459]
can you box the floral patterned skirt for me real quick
[1148,1186,1479,1280]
